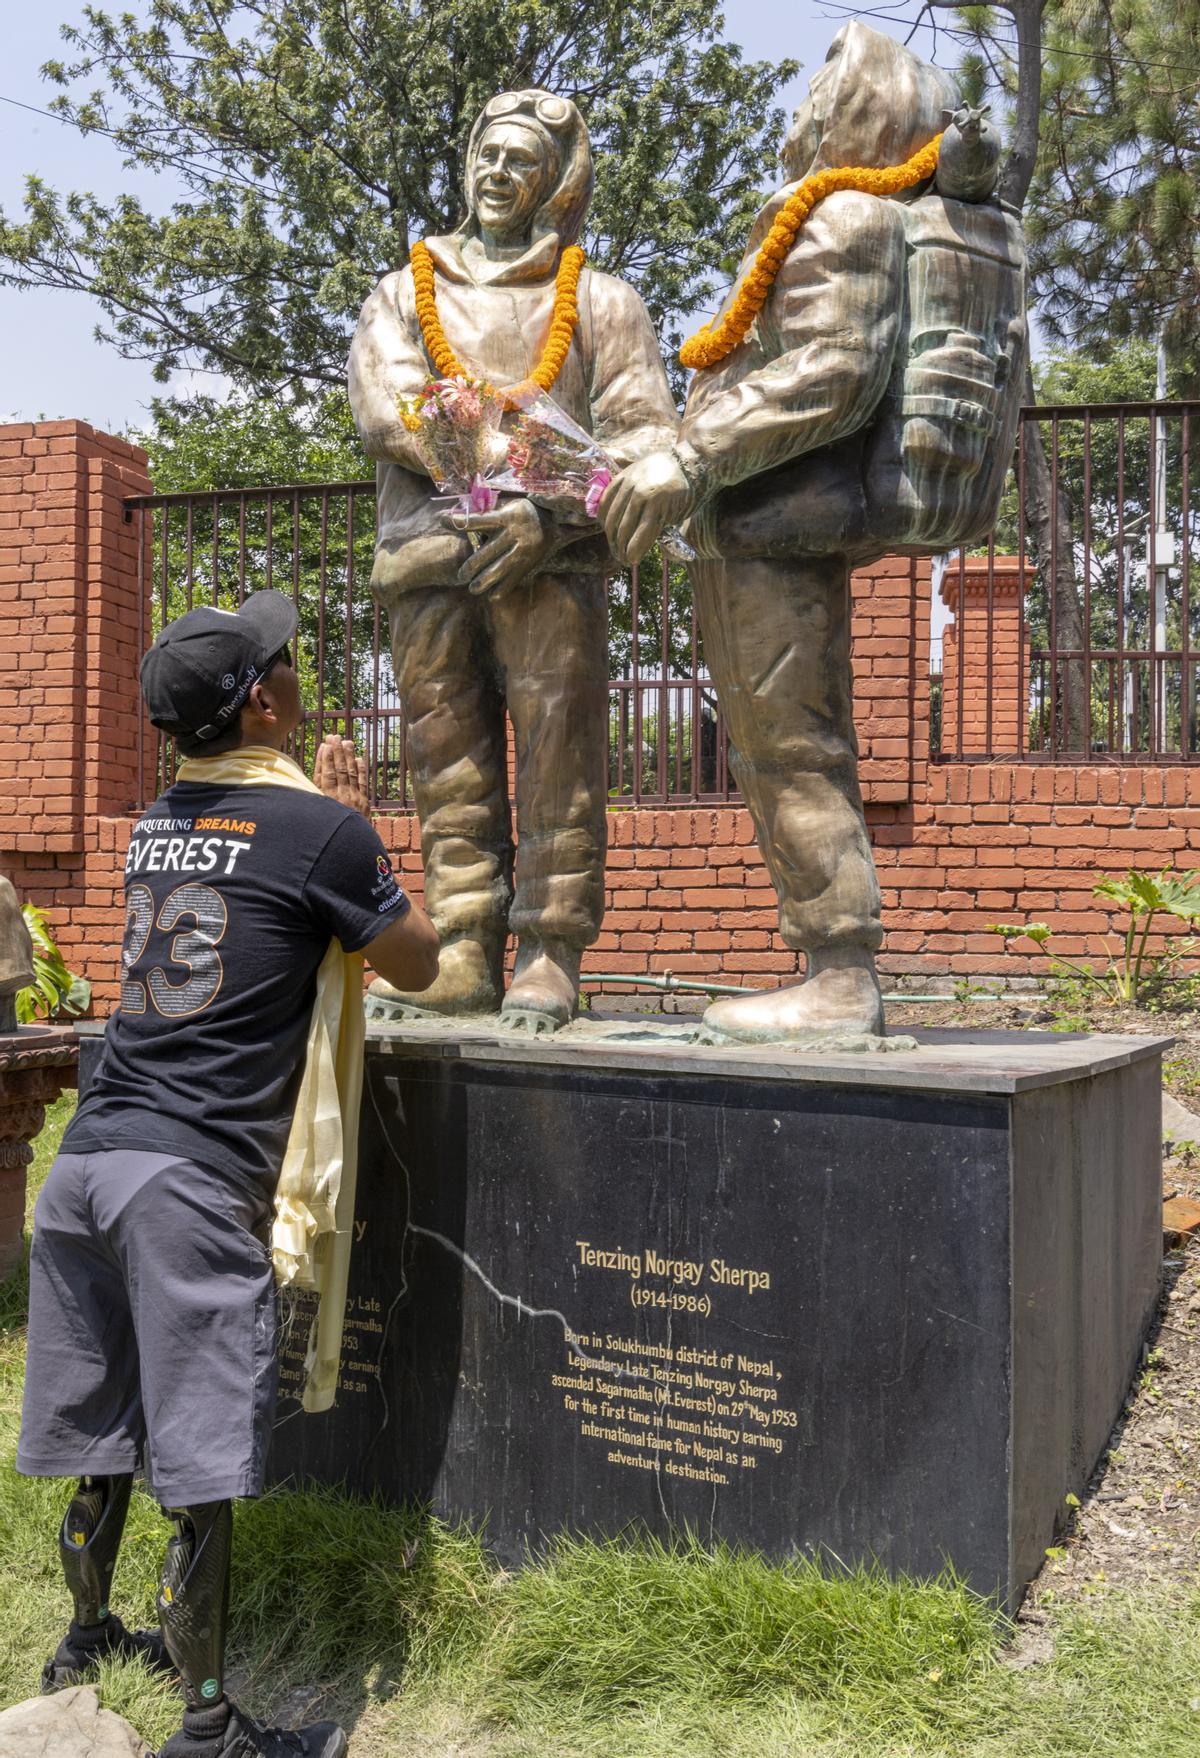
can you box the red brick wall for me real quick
[939,556,1032,757]
[853,557,930,804]
[4,418,1198,1012]
[16,767,1200,1010]
[870,764,1200,982]
[1,420,152,855]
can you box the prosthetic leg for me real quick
[157,1502,232,1715]
[43,1473,173,1692]
[156,1502,346,1758]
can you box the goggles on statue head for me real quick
[481,91,573,132]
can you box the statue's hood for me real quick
[790,22,958,177]
[731,24,959,261]
[459,88,593,253]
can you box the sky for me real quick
[0,2,946,434]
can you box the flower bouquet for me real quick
[397,375,507,518]
[498,384,695,561]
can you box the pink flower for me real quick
[423,375,484,425]
[585,466,612,520]
[467,475,499,514]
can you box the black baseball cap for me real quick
[140,591,299,742]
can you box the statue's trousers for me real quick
[387,570,608,951]
[690,554,883,954]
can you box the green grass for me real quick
[487,1536,1003,1743]
[4,1102,1200,1754]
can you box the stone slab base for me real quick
[280,1022,1165,1609]
[79,1019,1166,1608]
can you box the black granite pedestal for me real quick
[268,1021,1164,1609]
[76,1021,1167,1606]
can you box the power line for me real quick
[816,0,1200,79]
[0,91,84,126]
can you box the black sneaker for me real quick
[157,1700,348,1758]
[42,1613,175,1691]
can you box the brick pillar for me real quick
[850,555,932,802]
[938,555,1031,756]
[0,421,152,853]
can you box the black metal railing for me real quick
[124,483,732,808]
[123,400,1200,806]
[937,401,1200,761]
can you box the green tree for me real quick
[952,0,1200,372]
[1,0,796,398]
[134,392,366,492]
[1026,0,1200,374]
[129,395,377,780]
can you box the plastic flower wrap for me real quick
[397,376,507,515]
[498,385,695,561]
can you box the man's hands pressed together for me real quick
[314,737,370,816]
[313,737,440,991]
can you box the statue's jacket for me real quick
[349,233,679,592]
[679,25,1027,563]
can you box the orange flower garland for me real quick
[409,239,586,403]
[679,134,943,371]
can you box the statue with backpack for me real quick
[600,22,1028,1041]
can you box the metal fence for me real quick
[124,400,1200,808]
[934,401,1200,761]
[124,483,732,809]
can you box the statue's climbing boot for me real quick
[703,949,884,1043]
[500,938,581,1034]
[366,932,503,1020]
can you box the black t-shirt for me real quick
[63,781,409,1184]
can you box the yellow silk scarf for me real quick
[176,745,365,1414]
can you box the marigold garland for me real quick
[679,134,943,371]
[409,239,586,405]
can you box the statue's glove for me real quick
[599,451,694,566]
[454,498,557,598]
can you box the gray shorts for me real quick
[17,1149,278,1506]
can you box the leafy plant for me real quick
[1164,1051,1200,1101]
[990,922,1053,949]
[16,906,90,1025]
[1092,868,1200,1001]
[953,975,992,1004]
[988,867,1200,1006]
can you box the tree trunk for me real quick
[1020,358,1089,751]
